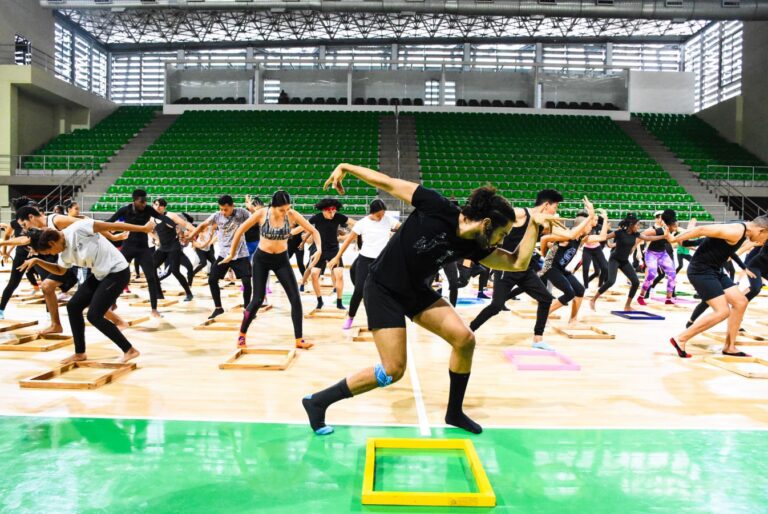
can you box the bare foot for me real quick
[61,353,87,365]
[151,310,162,318]
[121,347,140,362]
[623,304,635,311]
[39,324,63,336]
[567,318,579,328]
[115,318,129,330]
[589,297,597,311]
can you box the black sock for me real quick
[303,379,352,433]
[444,371,482,434]
[316,297,324,309]
[336,298,344,309]
[209,307,224,319]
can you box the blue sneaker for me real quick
[532,341,555,351]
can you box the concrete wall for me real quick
[627,70,695,114]
[0,65,117,206]
[696,95,743,145]
[16,90,57,155]
[741,21,768,163]
[0,0,55,57]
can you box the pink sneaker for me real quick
[665,299,675,305]
[637,296,647,306]
[342,317,354,330]
[266,286,272,294]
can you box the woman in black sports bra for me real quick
[222,191,322,350]
[668,216,768,358]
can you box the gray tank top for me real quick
[260,209,291,241]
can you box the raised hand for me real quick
[323,164,347,195]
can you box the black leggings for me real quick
[470,268,553,336]
[598,257,640,298]
[240,249,302,338]
[192,247,216,281]
[582,247,608,288]
[543,267,585,305]
[349,256,374,318]
[0,247,39,310]
[67,268,132,354]
[209,256,252,309]
[153,247,192,296]
[442,262,460,307]
[676,253,692,273]
[458,263,490,290]
[288,237,306,276]
[121,246,162,310]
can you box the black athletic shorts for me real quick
[46,268,79,293]
[364,275,441,330]
[314,252,343,275]
[688,268,734,302]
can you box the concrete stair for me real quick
[80,112,179,212]
[379,114,420,213]
[615,118,737,222]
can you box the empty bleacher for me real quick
[416,112,711,220]
[92,110,380,214]
[22,106,158,171]
[636,113,767,182]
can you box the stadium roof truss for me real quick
[57,9,710,49]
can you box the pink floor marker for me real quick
[503,348,581,371]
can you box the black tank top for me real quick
[155,219,180,251]
[501,208,532,252]
[647,227,666,252]
[689,223,747,273]
[553,238,582,271]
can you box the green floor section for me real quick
[0,416,765,513]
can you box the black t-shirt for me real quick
[308,212,348,255]
[746,244,768,274]
[611,229,640,262]
[107,204,175,248]
[244,224,261,243]
[370,186,494,296]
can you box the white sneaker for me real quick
[532,341,555,351]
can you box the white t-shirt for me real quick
[58,219,128,280]
[352,214,398,259]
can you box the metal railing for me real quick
[700,178,767,221]
[37,165,98,213]
[702,165,768,187]
[0,154,98,176]
[0,44,59,75]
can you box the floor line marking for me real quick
[406,320,432,437]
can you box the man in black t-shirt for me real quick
[107,189,175,318]
[307,198,355,310]
[302,163,559,437]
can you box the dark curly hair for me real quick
[315,198,343,211]
[461,186,516,228]
[619,212,639,230]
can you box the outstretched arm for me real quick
[92,220,155,234]
[669,223,744,245]
[324,163,418,205]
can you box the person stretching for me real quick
[302,163,558,436]
[667,217,768,358]
[328,199,400,330]
[221,190,321,350]
[21,218,155,364]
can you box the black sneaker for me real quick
[208,308,225,319]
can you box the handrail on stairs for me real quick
[36,164,98,213]
[701,177,767,221]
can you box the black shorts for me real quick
[688,268,734,302]
[364,275,441,330]
[45,268,79,293]
[314,252,343,275]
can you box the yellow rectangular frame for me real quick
[361,438,496,507]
